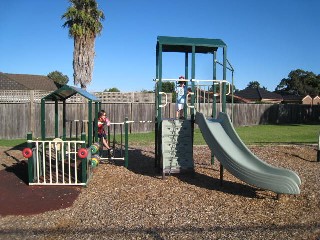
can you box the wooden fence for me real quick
[0,102,319,139]
[0,90,172,103]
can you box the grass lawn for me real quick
[234,124,319,145]
[0,123,318,148]
[128,124,319,146]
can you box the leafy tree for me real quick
[161,81,176,102]
[47,71,69,87]
[104,87,120,92]
[161,82,175,93]
[62,0,105,89]
[247,81,267,90]
[140,89,154,93]
[275,69,320,96]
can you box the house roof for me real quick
[281,94,303,101]
[0,72,58,91]
[234,87,283,102]
[302,95,312,101]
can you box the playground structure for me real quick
[21,36,302,194]
[155,36,232,177]
[23,85,129,186]
[155,36,301,194]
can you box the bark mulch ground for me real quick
[0,145,319,239]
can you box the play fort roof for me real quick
[42,85,100,102]
[157,36,227,53]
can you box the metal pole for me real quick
[184,52,188,118]
[191,45,196,122]
[94,102,99,142]
[63,100,66,140]
[81,132,87,183]
[55,99,59,138]
[156,43,163,169]
[88,100,93,147]
[219,46,228,181]
[27,132,33,184]
[155,44,159,168]
[212,51,217,118]
[69,120,72,140]
[125,117,129,168]
[222,46,227,113]
[120,124,123,158]
[113,124,116,150]
[227,59,235,122]
[317,132,320,162]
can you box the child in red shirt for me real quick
[97,111,111,150]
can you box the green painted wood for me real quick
[161,119,194,174]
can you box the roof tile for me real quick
[0,72,58,91]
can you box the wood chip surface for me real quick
[0,145,319,239]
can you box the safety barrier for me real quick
[155,78,231,117]
[24,136,92,186]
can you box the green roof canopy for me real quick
[157,36,227,53]
[40,85,100,145]
[42,85,100,102]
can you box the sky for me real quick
[0,0,319,92]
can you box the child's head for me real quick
[98,111,106,119]
[178,76,185,86]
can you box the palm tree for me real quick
[62,0,105,89]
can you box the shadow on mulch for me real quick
[176,172,258,198]
[115,147,259,199]
[0,160,81,216]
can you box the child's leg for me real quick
[176,103,182,118]
[105,138,110,149]
[101,137,110,149]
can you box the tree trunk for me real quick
[73,34,95,89]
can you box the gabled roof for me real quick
[302,95,312,101]
[42,85,100,102]
[0,72,58,91]
[234,87,283,102]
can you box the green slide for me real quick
[195,112,301,194]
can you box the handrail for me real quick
[159,92,168,108]
[154,78,189,82]
[186,92,195,109]
[191,79,231,96]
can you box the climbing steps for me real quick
[161,119,194,178]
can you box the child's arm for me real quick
[105,118,111,126]
[98,118,105,127]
